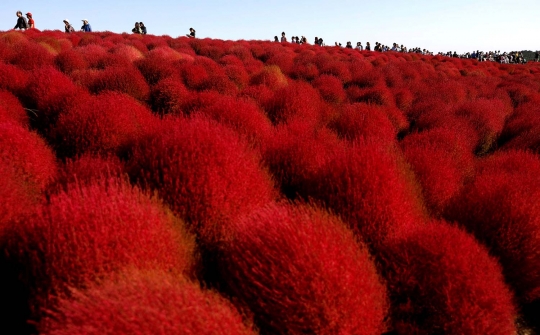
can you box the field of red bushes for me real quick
[1,28,540,334]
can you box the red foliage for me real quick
[0,91,28,127]
[249,65,288,90]
[262,120,344,199]
[312,74,346,103]
[55,49,88,74]
[53,92,158,157]
[25,66,89,126]
[380,221,517,335]
[0,122,57,191]
[264,80,323,125]
[194,95,273,146]
[401,128,475,215]
[39,270,256,335]
[128,116,276,245]
[329,103,397,142]
[302,140,427,249]
[0,62,28,93]
[1,179,196,322]
[218,203,388,335]
[445,150,540,304]
[88,66,150,101]
[501,100,540,153]
[51,154,125,193]
[150,77,191,115]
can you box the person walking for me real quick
[140,22,147,34]
[81,19,92,32]
[14,11,28,30]
[63,19,75,33]
[132,22,142,34]
[187,28,196,38]
[26,12,35,29]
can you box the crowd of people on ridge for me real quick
[10,11,539,64]
[276,31,539,64]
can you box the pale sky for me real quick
[1,0,538,53]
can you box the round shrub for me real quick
[128,116,276,245]
[380,221,517,335]
[329,103,397,143]
[25,66,89,127]
[53,92,158,157]
[0,62,29,94]
[249,65,288,90]
[39,270,256,335]
[0,90,28,127]
[0,122,57,191]
[0,178,196,326]
[262,120,344,199]
[312,74,346,103]
[264,80,323,125]
[445,150,540,304]
[303,140,426,249]
[88,65,150,101]
[401,128,475,216]
[218,203,388,335]
[150,77,191,115]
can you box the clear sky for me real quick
[1,0,538,53]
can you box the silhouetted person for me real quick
[356,42,363,51]
[281,32,287,42]
[132,22,142,34]
[274,36,279,42]
[81,19,92,32]
[140,22,147,34]
[346,41,353,49]
[26,13,34,29]
[366,42,371,51]
[63,19,75,33]
[14,11,28,30]
[187,28,196,38]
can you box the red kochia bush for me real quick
[0,122,57,191]
[218,203,388,335]
[128,116,276,245]
[195,95,273,146]
[25,66,89,126]
[53,92,157,157]
[150,77,191,115]
[312,74,347,103]
[1,179,196,321]
[262,120,344,199]
[0,62,28,93]
[0,91,28,126]
[445,150,540,304]
[329,103,397,143]
[401,128,475,216]
[380,221,517,335]
[50,154,126,193]
[303,140,426,249]
[88,65,150,101]
[39,270,256,335]
[264,80,323,125]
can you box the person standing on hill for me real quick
[356,42,363,51]
[63,19,75,33]
[26,13,34,29]
[140,22,147,34]
[14,11,28,30]
[81,19,92,32]
[132,22,142,34]
[346,41,353,49]
[280,32,287,42]
[274,36,279,42]
[365,42,371,51]
[187,28,196,38]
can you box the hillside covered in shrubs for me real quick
[1,29,540,334]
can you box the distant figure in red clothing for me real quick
[186,28,196,38]
[26,13,35,29]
